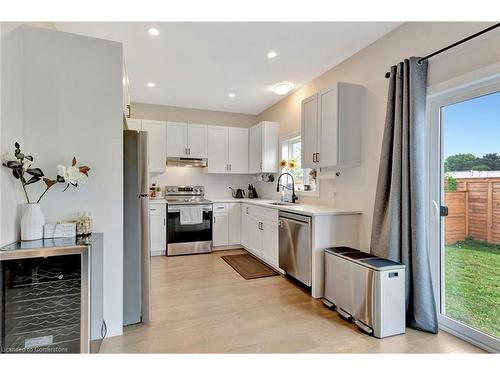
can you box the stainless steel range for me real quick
[165,186,212,256]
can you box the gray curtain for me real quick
[371,57,438,333]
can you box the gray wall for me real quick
[0,26,124,337]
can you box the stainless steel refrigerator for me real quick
[123,130,151,326]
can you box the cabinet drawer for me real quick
[149,204,166,216]
[212,203,228,213]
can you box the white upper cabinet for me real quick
[207,126,228,173]
[186,124,207,158]
[207,126,248,174]
[301,94,319,169]
[301,82,362,168]
[127,118,166,173]
[227,128,249,173]
[166,122,207,158]
[249,124,262,173]
[142,120,167,173]
[249,121,279,173]
[166,122,188,157]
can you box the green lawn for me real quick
[445,238,500,338]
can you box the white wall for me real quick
[1,26,124,337]
[1,25,25,245]
[256,22,500,251]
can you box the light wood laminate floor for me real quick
[100,249,484,353]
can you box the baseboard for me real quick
[212,244,243,251]
[151,250,166,257]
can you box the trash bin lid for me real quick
[325,246,360,254]
[360,258,405,270]
[341,251,376,260]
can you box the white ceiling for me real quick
[54,22,401,115]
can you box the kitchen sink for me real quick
[269,202,294,206]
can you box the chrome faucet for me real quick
[276,172,298,203]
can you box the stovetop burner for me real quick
[164,185,211,205]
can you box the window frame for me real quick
[280,133,319,197]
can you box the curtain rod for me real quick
[385,23,500,79]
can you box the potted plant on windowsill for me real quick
[2,142,90,241]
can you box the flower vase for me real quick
[20,203,45,241]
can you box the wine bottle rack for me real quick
[1,254,82,353]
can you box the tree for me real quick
[478,153,500,170]
[444,153,477,172]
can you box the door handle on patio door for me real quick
[432,200,440,219]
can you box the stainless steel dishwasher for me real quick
[278,211,312,286]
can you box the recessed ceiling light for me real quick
[148,28,159,36]
[271,82,294,96]
[267,51,277,59]
[147,82,155,88]
[228,92,236,98]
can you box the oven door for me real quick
[167,204,212,256]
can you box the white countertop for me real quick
[149,197,361,216]
[207,198,362,217]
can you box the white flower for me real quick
[76,171,87,185]
[57,164,67,179]
[57,164,87,186]
[65,166,80,185]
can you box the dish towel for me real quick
[180,206,203,225]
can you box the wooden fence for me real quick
[444,178,500,245]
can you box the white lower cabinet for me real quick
[240,204,279,269]
[212,214,229,246]
[212,202,279,269]
[149,204,167,256]
[228,203,241,245]
[260,219,279,267]
[212,202,240,247]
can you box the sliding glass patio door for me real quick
[428,75,500,352]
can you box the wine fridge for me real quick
[1,254,84,353]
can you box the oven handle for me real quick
[168,205,213,213]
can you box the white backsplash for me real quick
[150,167,349,206]
[151,167,277,199]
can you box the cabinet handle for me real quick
[163,218,166,226]
[214,217,217,224]
[229,164,232,172]
[316,153,319,163]
[313,153,317,163]
[260,162,262,171]
[246,207,249,214]
[150,208,157,211]
[188,148,191,155]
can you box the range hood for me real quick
[166,157,208,168]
